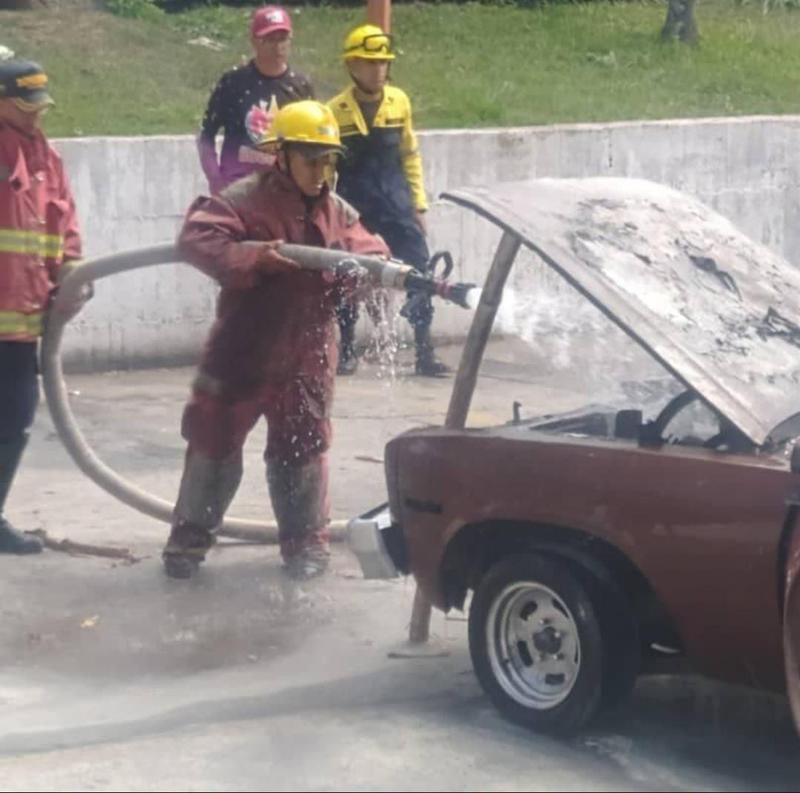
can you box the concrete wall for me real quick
[54,115,800,370]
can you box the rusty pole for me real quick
[407,231,523,645]
[785,523,800,735]
[366,0,391,32]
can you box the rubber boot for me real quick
[162,520,216,579]
[0,436,43,555]
[336,304,359,376]
[414,325,451,378]
[267,456,330,580]
[0,518,42,554]
[162,450,242,579]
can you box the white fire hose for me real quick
[41,243,473,544]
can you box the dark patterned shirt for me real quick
[200,60,314,186]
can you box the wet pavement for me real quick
[1,341,798,791]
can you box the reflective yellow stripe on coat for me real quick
[0,228,63,259]
[0,310,44,337]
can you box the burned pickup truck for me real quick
[349,177,800,736]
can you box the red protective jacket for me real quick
[178,169,389,392]
[0,122,82,341]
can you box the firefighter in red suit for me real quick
[163,100,389,580]
[0,58,89,555]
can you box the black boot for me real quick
[414,325,451,378]
[337,344,358,376]
[336,302,359,375]
[0,436,42,555]
[0,518,42,554]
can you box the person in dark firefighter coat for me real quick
[328,24,449,377]
[164,100,389,581]
[0,59,89,555]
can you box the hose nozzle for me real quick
[276,244,477,309]
[404,270,476,309]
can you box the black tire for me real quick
[469,554,604,735]
[585,573,640,712]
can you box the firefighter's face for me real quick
[285,148,334,197]
[348,58,390,95]
[0,99,46,133]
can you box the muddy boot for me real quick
[162,520,215,579]
[0,437,41,554]
[0,517,42,554]
[283,545,330,581]
[163,450,242,579]
[414,325,450,378]
[267,456,331,579]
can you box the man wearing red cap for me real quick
[197,5,315,194]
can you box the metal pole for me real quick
[408,230,522,644]
[366,0,391,32]
[786,524,800,735]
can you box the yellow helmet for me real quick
[342,23,395,61]
[264,100,342,154]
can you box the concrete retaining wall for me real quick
[54,116,800,370]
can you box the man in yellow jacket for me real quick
[328,24,449,377]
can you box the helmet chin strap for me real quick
[348,66,391,100]
[277,147,297,187]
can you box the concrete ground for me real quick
[1,340,799,792]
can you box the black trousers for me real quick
[0,342,39,440]
[0,341,39,516]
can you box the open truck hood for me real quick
[443,178,800,447]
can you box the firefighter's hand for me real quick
[52,282,93,321]
[255,240,300,275]
[341,268,370,299]
[415,211,428,235]
[58,284,94,319]
[52,261,93,320]
[325,261,368,299]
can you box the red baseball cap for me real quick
[251,6,293,38]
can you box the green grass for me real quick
[2,1,800,137]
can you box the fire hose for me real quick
[41,243,474,545]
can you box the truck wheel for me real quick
[469,554,603,734]
[590,575,640,712]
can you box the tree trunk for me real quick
[0,0,43,8]
[661,0,699,45]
